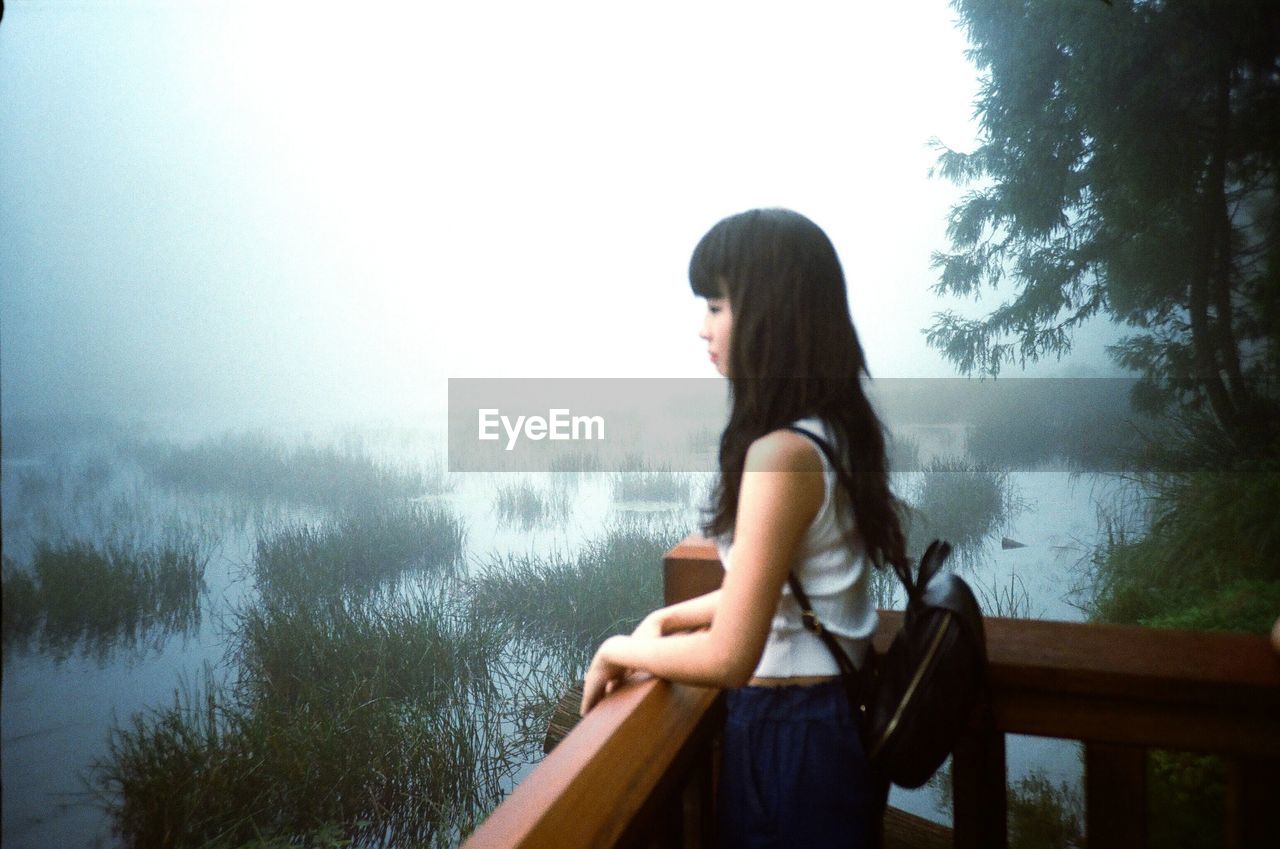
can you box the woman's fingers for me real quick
[580,664,628,715]
[580,669,605,716]
[581,671,609,717]
[581,636,634,716]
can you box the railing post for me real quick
[951,721,1006,849]
[680,735,716,849]
[1225,756,1280,849]
[663,536,722,606]
[1085,742,1146,849]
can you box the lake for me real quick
[1,421,1122,848]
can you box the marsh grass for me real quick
[687,424,718,452]
[886,431,923,472]
[130,431,431,509]
[904,458,1027,570]
[253,504,466,599]
[1,412,125,459]
[235,583,500,709]
[610,469,692,503]
[548,448,603,475]
[2,531,210,662]
[492,480,572,530]
[470,520,683,656]
[17,464,66,505]
[973,570,1033,618]
[964,379,1148,472]
[1,557,40,647]
[868,561,912,610]
[97,582,524,849]
[421,451,457,496]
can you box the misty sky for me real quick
[0,1,1130,432]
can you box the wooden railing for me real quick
[463,535,1280,849]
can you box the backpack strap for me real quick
[781,424,906,684]
[784,571,863,680]
[783,425,912,590]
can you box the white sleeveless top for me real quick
[715,416,876,678]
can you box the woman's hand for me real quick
[580,636,630,716]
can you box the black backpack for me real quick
[784,426,989,789]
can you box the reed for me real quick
[973,570,1033,619]
[2,531,208,662]
[610,469,692,503]
[470,520,683,655]
[904,457,1026,570]
[1,557,40,650]
[253,504,465,599]
[964,379,1148,472]
[869,563,904,610]
[17,465,65,506]
[492,480,571,529]
[129,431,428,508]
[886,431,922,472]
[548,447,602,475]
[234,583,501,710]
[73,454,115,504]
[97,582,522,848]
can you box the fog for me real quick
[1,0,1128,435]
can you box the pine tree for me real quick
[929,0,1279,451]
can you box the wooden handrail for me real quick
[462,672,722,849]
[464,534,1280,849]
[661,535,1280,755]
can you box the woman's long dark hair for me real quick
[689,208,906,570]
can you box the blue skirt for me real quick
[717,679,887,849]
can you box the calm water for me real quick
[1,424,1116,848]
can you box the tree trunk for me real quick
[1208,70,1249,417]
[1191,68,1243,436]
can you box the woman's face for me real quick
[699,296,732,377]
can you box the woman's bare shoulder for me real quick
[743,428,823,475]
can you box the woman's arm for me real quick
[631,589,722,639]
[581,431,824,713]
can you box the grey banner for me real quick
[447,377,1185,473]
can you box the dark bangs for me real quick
[688,211,755,300]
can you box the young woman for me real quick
[579,208,905,849]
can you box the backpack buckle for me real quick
[801,609,823,635]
